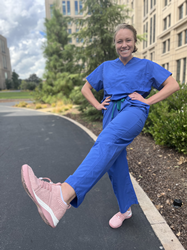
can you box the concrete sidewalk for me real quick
[0,103,184,250]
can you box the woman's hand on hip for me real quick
[128,92,149,104]
[97,96,111,110]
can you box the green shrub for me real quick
[20,81,37,91]
[70,85,103,121]
[143,83,187,154]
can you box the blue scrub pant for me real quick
[65,97,149,213]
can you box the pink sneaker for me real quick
[109,209,132,229]
[21,164,70,228]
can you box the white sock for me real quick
[60,187,67,205]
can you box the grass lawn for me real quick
[0,91,33,100]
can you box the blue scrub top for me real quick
[86,57,172,101]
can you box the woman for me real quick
[21,23,180,229]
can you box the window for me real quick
[168,39,170,51]
[2,55,7,69]
[163,41,166,53]
[164,0,167,6]
[178,32,183,47]
[143,23,148,49]
[62,1,71,15]
[150,17,152,45]
[79,1,83,15]
[154,0,156,5]
[150,52,154,61]
[146,22,148,47]
[179,4,183,19]
[183,58,186,83]
[176,59,181,81]
[143,0,148,16]
[163,63,169,69]
[0,39,6,52]
[62,1,66,15]
[150,0,153,9]
[168,14,171,27]
[153,14,156,43]
[50,4,53,18]
[185,30,187,44]
[68,29,72,43]
[143,24,146,49]
[144,0,146,16]
[67,1,71,15]
[75,1,78,15]
[4,72,8,79]
[131,1,134,9]
[163,17,167,30]
[75,1,82,15]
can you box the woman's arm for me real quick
[129,76,180,105]
[81,81,111,111]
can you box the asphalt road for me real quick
[0,103,164,250]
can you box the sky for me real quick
[0,0,47,79]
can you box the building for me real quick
[0,34,12,89]
[45,0,187,83]
[45,0,84,45]
[119,0,187,83]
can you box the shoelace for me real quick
[38,177,71,209]
[39,177,61,191]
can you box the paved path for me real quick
[0,103,184,250]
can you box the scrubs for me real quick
[65,57,171,212]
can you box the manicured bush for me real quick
[35,104,42,109]
[15,101,28,107]
[143,83,187,154]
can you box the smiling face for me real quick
[115,28,136,64]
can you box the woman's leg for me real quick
[65,106,147,208]
[107,148,138,214]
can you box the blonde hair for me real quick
[114,23,138,53]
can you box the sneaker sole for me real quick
[21,165,54,228]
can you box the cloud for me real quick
[0,0,46,79]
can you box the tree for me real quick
[25,74,42,84]
[37,4,82,103]
[74,0,130,75]
[20,80,37,91]
[5,79,12,90]
[12,70,21,90]
[71,0,130,120]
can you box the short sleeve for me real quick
[146,60,172,90]
[86,63,104,91]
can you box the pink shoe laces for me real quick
[38,177,71,209]
[38,177,61,191]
